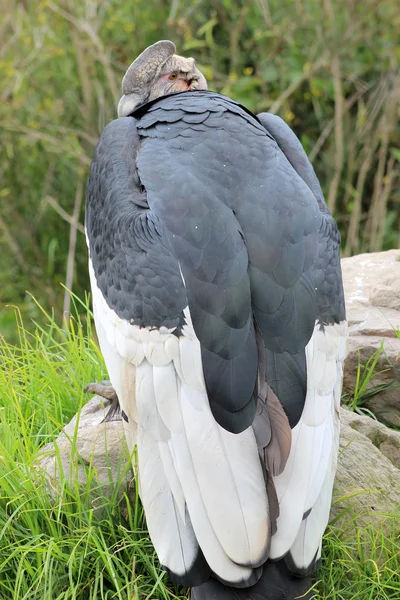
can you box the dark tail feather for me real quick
[191,560,313,600]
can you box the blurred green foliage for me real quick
[1,0,399,340]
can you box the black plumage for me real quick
[86,116,187,328]
[86,86,346,599]
[192,559,314,600]
[130,91,325,431]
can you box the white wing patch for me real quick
[88,244,347,579]
[88,257,270,584]
[269,320,348,569]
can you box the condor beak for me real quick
[187,68,207,91]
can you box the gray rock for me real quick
[37,396,400,532]
[342,249,400,427]
[332,407,400,532]
[36,396,134,511]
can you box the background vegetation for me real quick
[1,0,400,339]
[1,3,399,595]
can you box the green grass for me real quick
[315,521,400,599]
[0,305,399,599]
[342,339,400,425]
[342,342,390,419]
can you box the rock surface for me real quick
[332,407,400,531]
[38,396,400,531]
[341,249,400,427]
[37,396,134,511]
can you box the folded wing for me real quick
[86,92,347,590]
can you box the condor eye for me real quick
[168,73,178,81]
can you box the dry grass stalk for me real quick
[327,54,344,215]
[344,137,379,257]
[62,176,84,326]
[45,196,85,235]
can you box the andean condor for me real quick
[85,40,347,600]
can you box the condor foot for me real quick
[84,380,121,422]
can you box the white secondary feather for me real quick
[289,357,345,571]
[159,438,187,522]
[136,360,170,441]
[153,362,182,433]
[178,380,269,567]
[168,426,255,583]
[219,425,271,566]
[288,466,335,569]
[289,380,341,570]
[269,321,347,562]
[304,416,334,510]
[87,254,270,583]
[137,424,200,574]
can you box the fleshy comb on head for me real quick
[117,40,207,117]
[121,40,176,95]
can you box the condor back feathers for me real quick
[85,90,347,598]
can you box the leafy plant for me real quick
[1,0,400,341]
[342,342,398,419]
